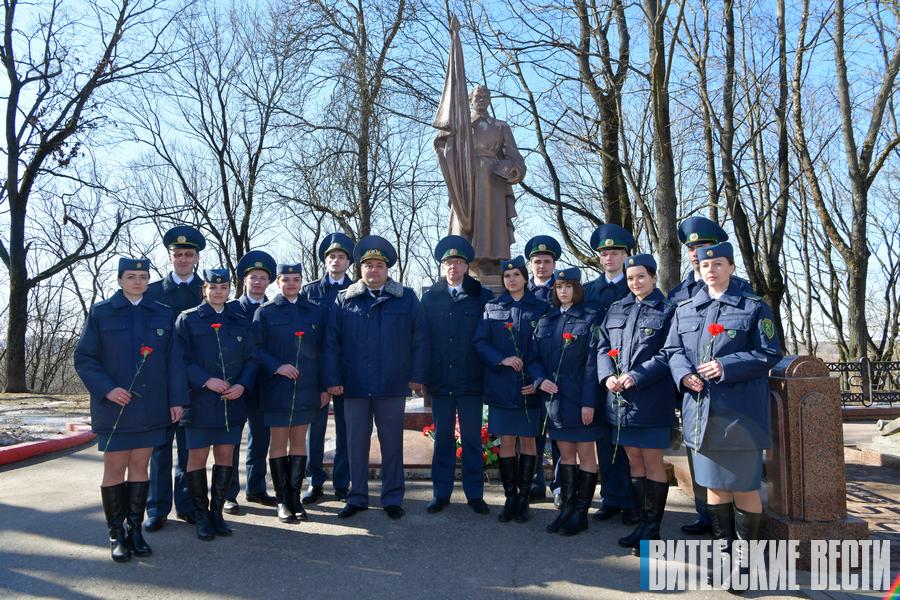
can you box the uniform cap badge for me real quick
[604,239,614,247]
[538,244,546,251]
[706,250,714,257]
[689,232,699,242]
[628,258,634,265]
[449,249,458,256]
[254,261,262,268]
[136,262,142,268]
[177,235,187,243]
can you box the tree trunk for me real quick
[6,199,28,392]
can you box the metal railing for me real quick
[824,358,900,407]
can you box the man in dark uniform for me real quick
[668,216,752,535]
[524,235,561,503]
[223,250,278,513]
[582,223,638,525]
[144,225,205,531]
[324,235,428,520]
[300,233,355,504]
[421,235,494,514]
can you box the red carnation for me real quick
[708,323,726,337]
[456,447,463,459]
[210,323,222,330]
[139,345,153,358]
[607,349,620,358]
[491,446,500,455]
[504,322,514,330]
[295,331,305,337]
[562,332,575,341]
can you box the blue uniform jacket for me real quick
[527,303,601,429]
[75,291,188,435]
[226,294,268,408]
[301,274,353,310]
[596,289,677,429]
[323,279,429,398]
[252,294,328,413]
[583,275,629,321]
[663,281,783,450]
[421,275,494,397]
[175,302,257,429]
[528,274,555,304]
[145,273,204,318]
[668,272,754,303]
[472,290,549,410]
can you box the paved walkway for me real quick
[0,445,809,600]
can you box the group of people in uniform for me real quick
[75,216,782,580]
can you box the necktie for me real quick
[451,289,459,300]
[371,289,381,298]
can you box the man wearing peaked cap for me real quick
[300,233,356,505]
[524,236,563,502]
[323,234,428,520]
[144,226,207,532]
[582,222,639,526]
[225,249,279,511]
[318,232,355,264]
[421,235,494,515]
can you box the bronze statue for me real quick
[433,16,526,277]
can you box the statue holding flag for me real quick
[433,15,526,278]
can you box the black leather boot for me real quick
[707,503,736,588]
[618,477,647,548]
[546,464,577,533]
[268,456,295,523]
[210,465,234,536]
[497,456,518,523]
[185,469,215,541]
[101,483,131,563]
[289,455,309,521]
[513,454,537,523]
[124,481,151,556]
[731,507,763,594]
[560,470,598,536]
[632,478,669,556]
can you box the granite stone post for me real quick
[765,355,869,569]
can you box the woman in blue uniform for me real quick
[528,267,601,536]
[175,268,257,541]
[664,242,782,585]
[596,254,677,556]
[253,263,329,524]
[74,258,187,562]
[473,256,548,523]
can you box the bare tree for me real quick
[0,0,187,391]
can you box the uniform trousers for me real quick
[345,396,405,509]
[147,424,192,518]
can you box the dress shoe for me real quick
[143,515,167,532]
[681,518,712,535]
[591,505,621,521]
[426,497,450,513]
[621,507,641,526]
[245,492,277,507]
[337,504,368,519]
[223,500,241,515]
[334,488,349,502]
[529,485,547,501]
[302,485,324,505]
[467,498,490,515]
[176,512,196,525]
[384,505,405,519]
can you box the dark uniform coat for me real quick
[527,304,601,429]
[663,280,783,451]
[596,289,677,429]
[583,275,629,321]
[75,291,188,434]
[146,274,204,317]
[175,302,257,429]
[472,291,549,410]
[252,294,328,413]
[421,275,494,397]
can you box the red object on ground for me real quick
[0,423,95,466]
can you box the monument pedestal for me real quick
[764,356,869,569]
